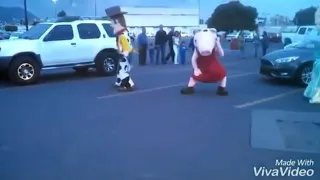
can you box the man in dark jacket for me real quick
[137,27,148,65]
[166,27,175,63]
[155,24,167,64]
[261,31,269,56]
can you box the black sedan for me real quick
[260,41,314,86]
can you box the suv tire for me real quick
[95,52,119,76]
[8,56,41,85]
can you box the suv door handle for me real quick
[71,43,76,45]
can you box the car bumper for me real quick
[259,59,299,79]
[0,56,12,71]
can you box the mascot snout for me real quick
[194,29,217,56]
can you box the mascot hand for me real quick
[194,68,202,76]
[216,37,221,45]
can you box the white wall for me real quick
[122,7,199,27]
[124,15,199,27]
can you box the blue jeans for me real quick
[156,44,166,64]
[180,52,186,64]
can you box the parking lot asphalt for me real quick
[0,41,319,180]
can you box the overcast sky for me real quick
[0,0,318,18]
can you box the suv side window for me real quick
[45,25,74,41]
[297,28,306,35]
[77,23,101,39]
[102,23,116,37]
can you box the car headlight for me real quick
[275,56,299,63]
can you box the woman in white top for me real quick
[172,31,180,64]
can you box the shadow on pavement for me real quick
[258,76,302,88]
[0,71,105,89]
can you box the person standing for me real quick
[189,30,196,51]
[172,31,180,65]
[261,31,269,56]
[166,27,175,63]
[303,7,320,103]
[155,24,167,64]
[238,31,246,59]
[137,27,148,65]
[105,6,135,91]
[253,31,260,58]
[148,42,155,64]
[179,41,187,65]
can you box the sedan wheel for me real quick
[300,66,312,85]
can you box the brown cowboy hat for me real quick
[105,6,127,18]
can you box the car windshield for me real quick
[19,24,53,40]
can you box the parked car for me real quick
[180,31,190,37]
[281,26,316,46]
[0,18,119,85]
[9,32,23,40]
[217,31,227,38]
[260,40,315,86]
[243,31,254,42]
[226,31,240,41]
[267,32,281,43]
[0,32,10,40]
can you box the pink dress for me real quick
[192,51,226,83]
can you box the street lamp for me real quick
[23,0,29,30]
[52,0,58,17]
[94,0,97,17]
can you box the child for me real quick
[179,41,187,65]
[148,42,155,64]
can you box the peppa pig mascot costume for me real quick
[180,28,228,95]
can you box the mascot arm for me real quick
[119,34,130,56]
[215,39,224,57]
[191,50,199,69]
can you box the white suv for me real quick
[0,18,119,85]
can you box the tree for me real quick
[57,10,67,17]
[207,1,258,31]
[293,6,317,26]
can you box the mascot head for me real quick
[194,28,217,56]
[105,6,127,34]
[315,7,320,31]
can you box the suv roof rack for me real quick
[55,16,110,22]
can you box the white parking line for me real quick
[97,72,257,100]
[234,89,303,109]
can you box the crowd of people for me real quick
[237,30,269,59]
[136,25,193,66]
[134,26,273,66]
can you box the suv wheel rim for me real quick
[17,63,35,80]
[301,67,312,84]
[103,58,115,72]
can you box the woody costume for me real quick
[105,6,135,91]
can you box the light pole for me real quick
[52,0,58,17]
[94,0,97,17]
[23,0,29,30]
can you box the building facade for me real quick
[121,6,199,27]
